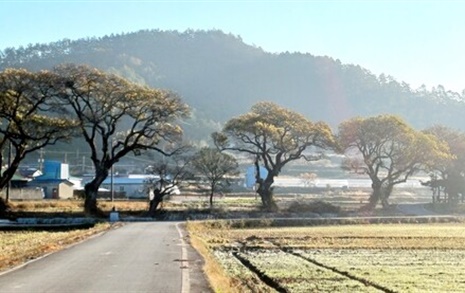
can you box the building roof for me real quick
[101,177,148,185]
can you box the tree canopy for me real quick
[338,114,451,209]
[53,64,190,215]
[214,101,336,210]
[0,68,76,196]
[423,125,465,204]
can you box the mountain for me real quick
[1,29,465,142]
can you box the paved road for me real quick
[0,222,210,293]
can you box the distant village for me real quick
[5,161,164,201]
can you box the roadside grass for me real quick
[8,199,150,217]
[0,222,111,273]
[1,199,144,273]
[187,221,465,292]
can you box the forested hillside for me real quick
[1,29,464,142]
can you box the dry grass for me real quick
[188,229,245,293]
[198,223,465,249]
[9,200,84,213]
[0,223,112,272]
[187,221,465,292]
[7,199,150,216]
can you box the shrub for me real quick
[287,200,341,214]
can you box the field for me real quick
[2,190,465,291]
[187,220,465,292]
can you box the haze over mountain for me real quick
[1,29,464,143]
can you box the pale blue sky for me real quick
[1,0,464,92]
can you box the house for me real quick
[98,174,180,199]
[18,166,42,179]
[0,169,41,200]
[100,177,148,199]
[28,161,75,199]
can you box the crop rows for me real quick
[298,249,465,292]
[213,247,465,292]
[192,223,465,292]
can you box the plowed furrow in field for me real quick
[232,251,288,293]
[284,249,395,293]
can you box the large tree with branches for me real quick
[53,64,189,215]
[213,102,335,211]
[338,115,451,209]
[0,68,76,206]
[423,125,465,204]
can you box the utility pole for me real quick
[38,148,44,171]
[110,164,114,202]
[110,137,114,202]
[5,142,11,203]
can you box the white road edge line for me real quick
[176,222,190,293]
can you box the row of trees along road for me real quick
[0,64,459,215]
[214,103,452,211]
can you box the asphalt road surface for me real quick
[0,222,210,293]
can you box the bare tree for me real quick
[145,149,193,216]
[191,147,239,207]
[300,172,317,187]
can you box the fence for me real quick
[0,188,44,200]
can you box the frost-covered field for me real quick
[189,222,465,292]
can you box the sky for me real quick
[1,0,464,92]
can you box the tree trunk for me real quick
[365,182,393,210]
[254,159,275,211]
[0,197,10,218]
[257,178,278,211]
[148,189,167,217]
[380,184,394,209]
[209,191,214,207]
[84,180,106,217]
[364,182,382,210]
[83,166,111,217]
